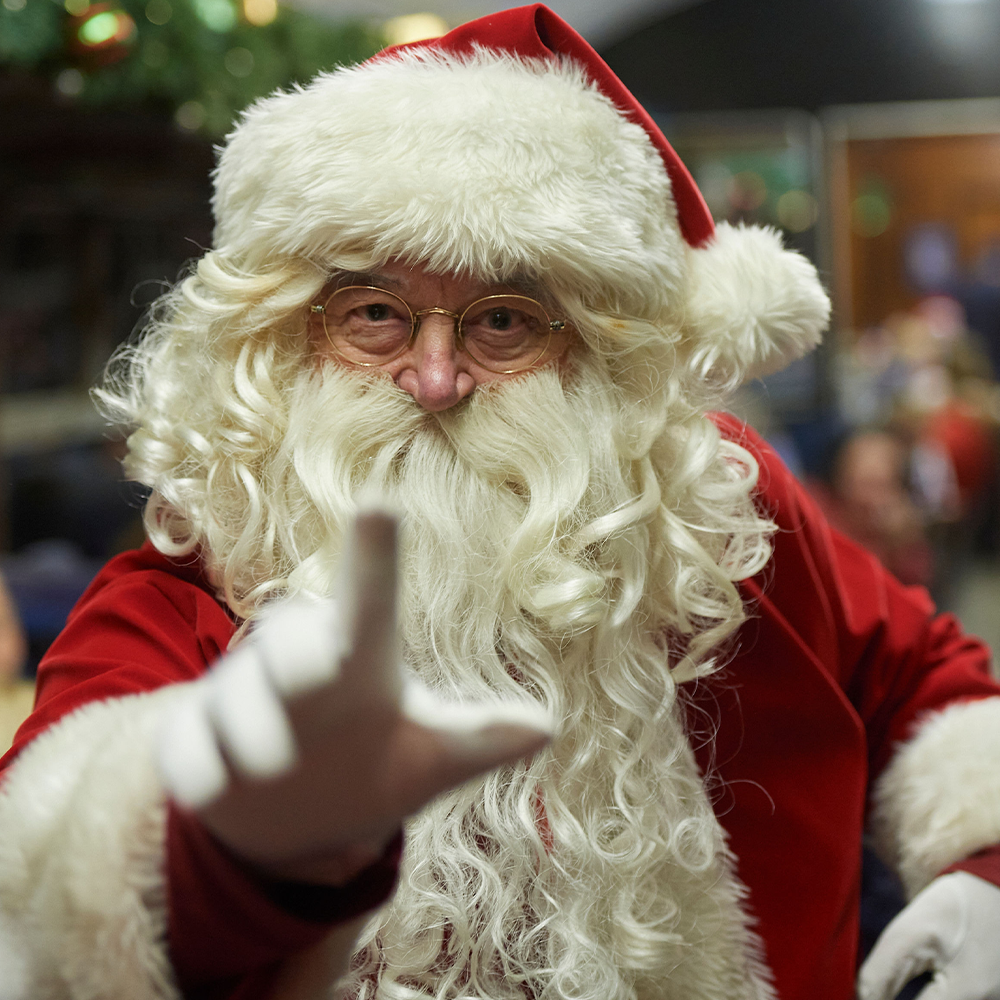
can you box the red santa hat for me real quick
[212,4,829,385]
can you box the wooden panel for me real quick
[844,133,1000,330]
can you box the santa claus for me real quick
[2,6,1000,1000]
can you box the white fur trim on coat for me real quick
[212,48,829,387]
[0,689,184,1000]
[870,697,1000,898]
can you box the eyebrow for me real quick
[330,269,547,301]
[333,271,404,289]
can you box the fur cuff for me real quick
[0,689,185,999]
[870,697,1000,898]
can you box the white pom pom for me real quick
[683,222,831,389]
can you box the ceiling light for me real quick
[383,12,449,46]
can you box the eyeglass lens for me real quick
[321,286,559,373]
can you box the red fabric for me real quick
[4,417,1000,999]
[168,805,315,1000]
[693,414,1000,1000]
[942,844,1000,886]
[0,544,233,767]
[372,4,716,249]
[169,806,402,1000]
[925,401,997,511]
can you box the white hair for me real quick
[98,249,777,999]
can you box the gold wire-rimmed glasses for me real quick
[310,285,569,375]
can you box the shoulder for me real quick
[69,541,218,617]
[53,540,237,676]
[6,543,237,766]
[58,541,238,649]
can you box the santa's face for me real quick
[307,261,573,413]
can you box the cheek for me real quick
[550,334,578,377]
[309,314,368,373]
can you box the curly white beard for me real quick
[225,358,777,1000]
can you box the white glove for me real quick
[858,871,1000,1000]
[155,510,553,881]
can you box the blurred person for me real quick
[3,7,1000,1000]
[891,299,1000,601]
[0,575,26,685]
[956,240,1000,378]
[889,297,997,523]
[835,321,911,429]
[0,574,33,752]
[813,428,934,588]
[835,296,1000,599]
[926,326,1000,530]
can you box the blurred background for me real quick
[3,0,1000,697]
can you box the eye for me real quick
[484,308,514,331]
[465,304,538,338]
[363,302,393,322]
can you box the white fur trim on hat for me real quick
[214,51,685,313]
[870,697,1000,898]
[213,47,829,386]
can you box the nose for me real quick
[394,316,477,412]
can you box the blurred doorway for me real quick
[825,99,1000,342]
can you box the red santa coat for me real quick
[3,415,1000,1000]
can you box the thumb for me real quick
[400,675,553,780]
[859,926,934,1000]
[435,721,553,778]
[858,877,963,1000]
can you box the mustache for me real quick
[306,363,578,471]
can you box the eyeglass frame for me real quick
[310,284,569,375]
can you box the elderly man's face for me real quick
[310,262,570,412]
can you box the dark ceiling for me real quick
[601,0,1000,113]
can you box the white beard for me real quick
[234,359,777,1000]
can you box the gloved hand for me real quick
[858,870,1000,1000]
[155,509,553,884]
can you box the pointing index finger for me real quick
[339,508,402,702]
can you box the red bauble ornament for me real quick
[67,4,138,67]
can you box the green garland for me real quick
[1,0,386,134]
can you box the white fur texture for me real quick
[100,341,780,998]
[0,690,182,999]
[213,49,828,387]
[682,223,830,388]
[0,906,29,1000]
[871,697,1000,898]
[214,51,686,320]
